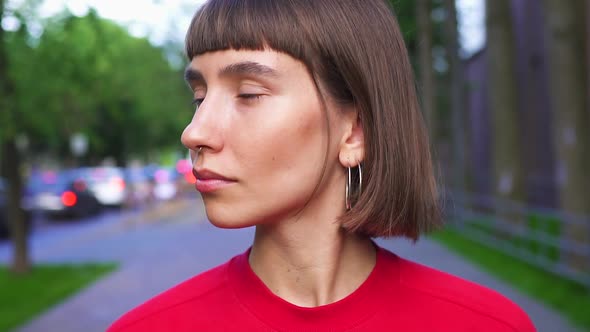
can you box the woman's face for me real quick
[181,49,349,228]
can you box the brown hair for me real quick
[185,0,442,240]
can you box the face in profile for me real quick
[181,49,349,229]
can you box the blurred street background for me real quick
[0,0,588,331]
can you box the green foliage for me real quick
[2,9,192,164]
[0,263,117,331]
[432,229,590,330]
[387,0,446,68]
[389,0,418,48]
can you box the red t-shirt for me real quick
[108,246,535,331]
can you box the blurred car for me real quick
[28,169,101,219]
[149,167,179,201]
[123,167,152,208]
[85,167,128,208]
[0,178,34,238]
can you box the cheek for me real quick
[204,109,327,228]
[227,97,328,219]
[237,98,326,175]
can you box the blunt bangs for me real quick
[185,0,309,63]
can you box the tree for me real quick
[443,0,470,200]
[33,11,190,164]
[542,0,590,270]
[0,6,191,273]
[485,0,524,207]
[417,0,436,139]
[0,0,33,273]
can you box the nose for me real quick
[180,95,224,154]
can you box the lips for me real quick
[193,168,233,181]
[193,168,236,193]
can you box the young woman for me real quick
[109,0,535,331]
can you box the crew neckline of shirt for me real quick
[228,245,399,330]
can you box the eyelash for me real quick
[191,94,262,108]
[237,94,262,101]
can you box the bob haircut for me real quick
[185,0,442,240]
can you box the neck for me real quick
[249,215,376,307]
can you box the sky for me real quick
[3,0,485,53]
[456,0,486,54]
[4,0,206,45]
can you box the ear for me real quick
[338,108,364,167]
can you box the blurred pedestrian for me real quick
[109,0,535,331]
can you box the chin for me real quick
[204,203,255,229]
[207,216,250,229]
[203,198,281,229]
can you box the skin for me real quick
[181,48,375,307]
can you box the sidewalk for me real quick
[14,201,582,332]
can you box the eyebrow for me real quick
[184,66,205,84]
[219,61,279,79]
[184,61,279,85]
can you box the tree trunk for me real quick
[417,0,436,140]
[542,0,590,271]
[486,0,525,206]
[443,0,470,203]
[0,140,30,273]
[0,0,31,274]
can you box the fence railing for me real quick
[443,190,590,288]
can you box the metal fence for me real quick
[443,191,590,288]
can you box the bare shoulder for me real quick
[397,257,535,331]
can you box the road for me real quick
[0,206,155,264]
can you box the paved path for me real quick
[8,198,583,332]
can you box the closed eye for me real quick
[237,94,262,100]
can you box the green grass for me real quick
[0,263,117,332]
[463,213,562,263]
[525,213,561,261]
[431,229,590,331]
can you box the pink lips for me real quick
[193,169,236,193]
